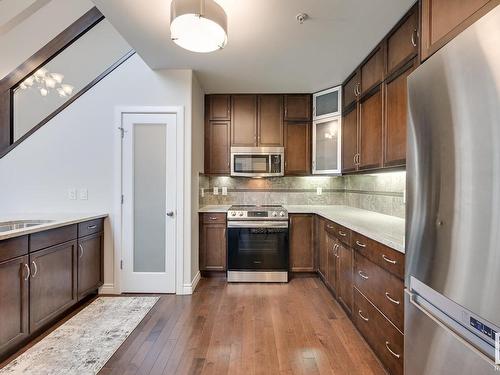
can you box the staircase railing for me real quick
[0,6,135,158]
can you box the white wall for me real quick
[0,0,94,80]
[0,53,199,293]
[190,73,205,282]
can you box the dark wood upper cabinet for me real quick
[231,95,258,147]
[206,121,230,174]
[77,233,103,300]
[29,241,77,333]
[209,94,231,121]
[257,95,284,146]
[343,71,360,109]
[421,0,499,60]
[342,106,359,173]
[284,122,310,175]
[359,86,383,170]
[361,45,385,95]
[384,61,416,167]
[387,4,419,75]
[289,214,314,272]
[284,94,311,122]
[199,214,227,271]
[0,255,29,355]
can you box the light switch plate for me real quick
[316,187,322,195]
[68,188,77,200]
[79,188,88,200]
[213,187,219,195]
[222,186,228,196]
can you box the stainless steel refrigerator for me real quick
[406,5,500,375]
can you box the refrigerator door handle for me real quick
[406,289,498,366]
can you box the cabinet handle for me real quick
[382,254,397,264]
[23,263,31,280]
[79,244,84,258]
[31,260,38,278]
[338,230,347,237]
[355,153,361,165]
[355,240,366,248]
[358,270,369,280]
[326,224,334,229]
[385,341,401,359]
[385,292,401,305]
[358,310,369,322]
[209,216,218,221]
[411,28,418,47]
[88,224,97,230]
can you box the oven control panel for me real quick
[227,207,288,220]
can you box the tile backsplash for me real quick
[200,172,406,218]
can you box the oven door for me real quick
[227,221,289,271]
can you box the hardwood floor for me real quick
[100,276,386,375]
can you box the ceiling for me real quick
[92,0,415,93]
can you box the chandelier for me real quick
[18,68,74,98]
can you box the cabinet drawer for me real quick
[324,221,351,246]
[352,232,404,279]
[78,219,104,238]
[30,225,77,252]
[0,236,28,263]
[354,252,404,332]
[202,213,226,224]
[353,288,404,375]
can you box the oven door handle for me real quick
[227,221,289,229]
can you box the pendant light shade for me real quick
[170,0,228,53]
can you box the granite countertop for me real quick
[199,205,405,253]
[0,213,108,241]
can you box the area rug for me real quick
[0,296,159,375]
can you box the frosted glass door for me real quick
[313,116,342,174]
[122,113,177,293]
[313,86,341,120]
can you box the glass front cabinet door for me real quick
[313,86,341,120]
[312,116,342,175]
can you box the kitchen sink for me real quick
[0,220,55,233]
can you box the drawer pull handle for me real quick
[209,217,218,220]
[88,224,97,229]
[385,292,400,305]
[338,230,347,237]
[355,240,366,248]
[31,261,38,278]
[23,263,31,281]
[382,254,397,264]
[385,341,401,358]
[326,224,334,229]
[358,310,369,322]
[358,270,369,280]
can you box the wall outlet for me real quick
[213,187,219,195]
[222,186,228,196]
[316,187,322,195]
[68,188,77,200]
[79,188,88,200]
[200,188,205,198]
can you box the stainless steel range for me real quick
[227,205,289,282]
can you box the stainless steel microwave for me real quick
[230,147,284,177]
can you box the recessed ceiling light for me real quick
[170,0,228,53]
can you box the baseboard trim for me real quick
[99,283,117,295]
[182,271,201,295]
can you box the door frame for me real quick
[114,106,185,295]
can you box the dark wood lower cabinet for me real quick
[0,256,29,354]
[326,235,338,292]
[199,214,227,271]
[289,214,314,272]
[29,241,78,333]
[317,218,328,279]
[77,233,104,300]
[337,243,353,315]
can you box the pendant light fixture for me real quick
[170,0,228,53]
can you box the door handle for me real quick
[385,292,401,305]
[166,211,174,217]
[358,270,369,280]
[79,244,84,258]
[31,260,38,278]
[23,263,31,280]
